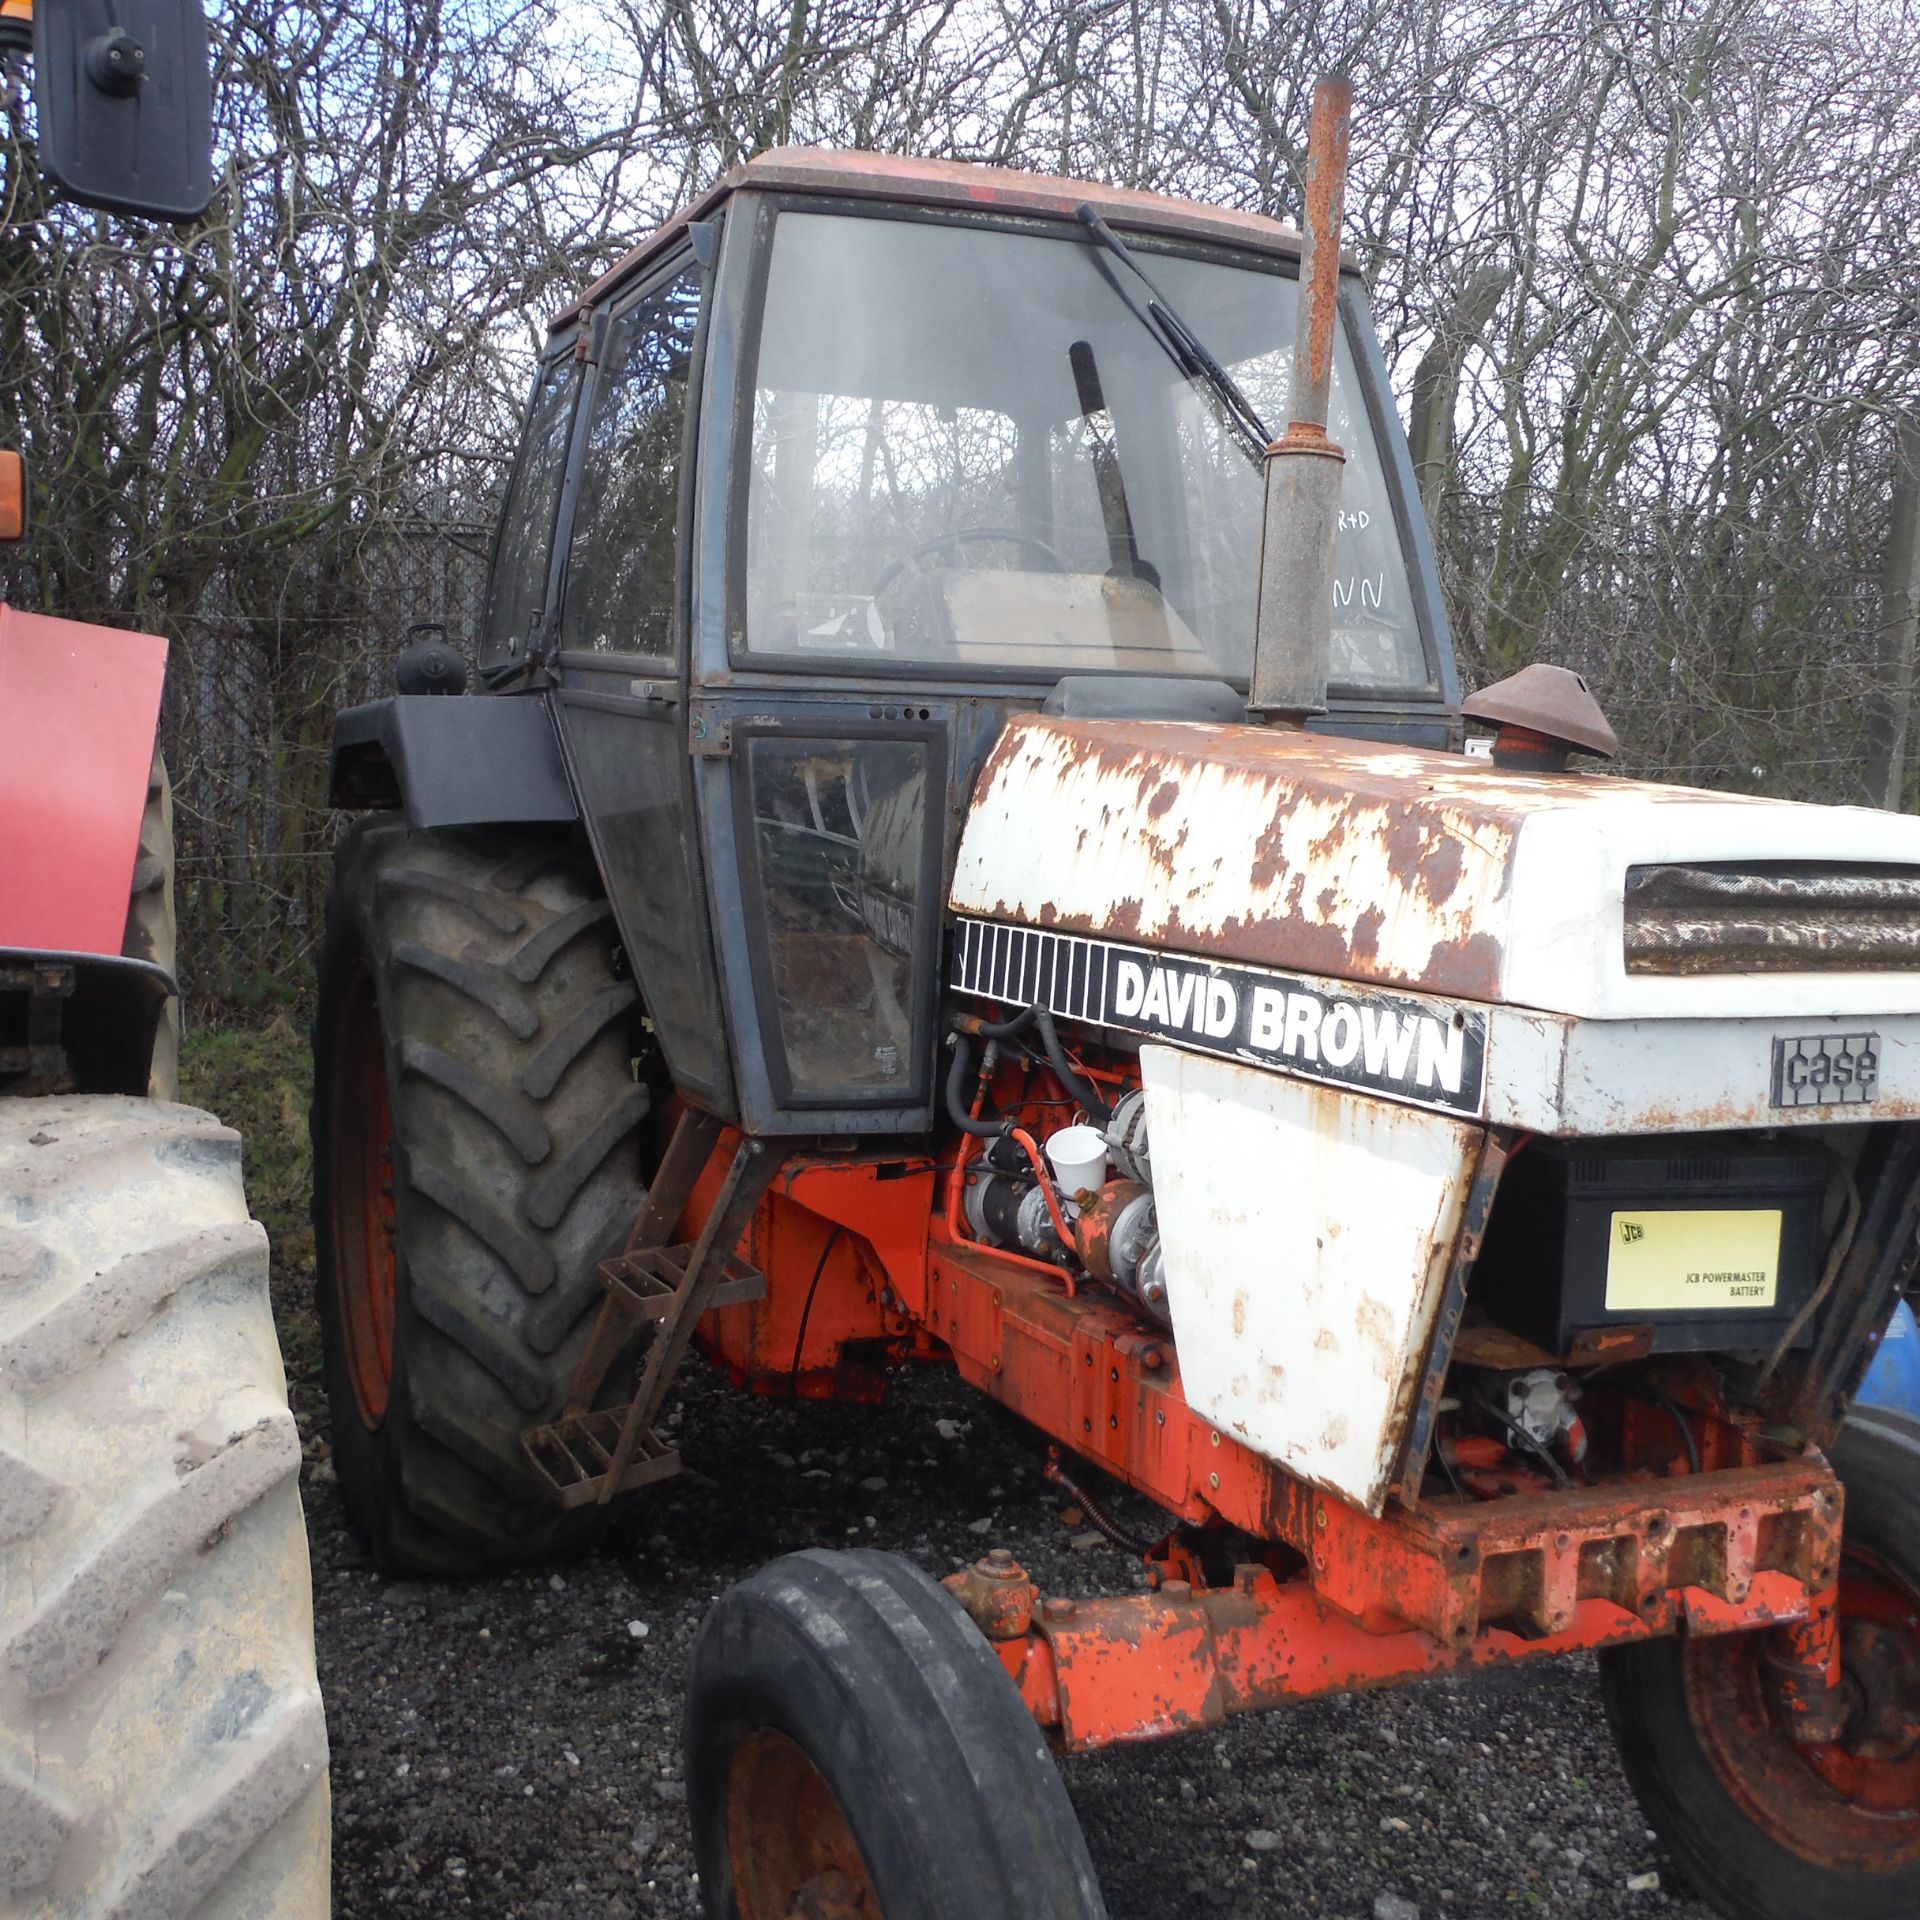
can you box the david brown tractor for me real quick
[314,82,1920,1920]
[0,6,328,1914]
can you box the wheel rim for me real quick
[331,960,398,1427]
[727,1729,883,1919]
[1684,1544,1920,1871]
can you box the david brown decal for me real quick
[950,918,1487,1117]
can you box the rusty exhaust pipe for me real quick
[1248,73,1352,725]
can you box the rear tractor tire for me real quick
[1602,1412,1920,1920]
[311,819,648,1575]
[685,1548,1108,1920]
[0,1096,330,1916]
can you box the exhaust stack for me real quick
[1248,73,1353,725]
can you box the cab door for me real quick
[548,255,734,1116]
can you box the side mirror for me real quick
[34,0,213,220]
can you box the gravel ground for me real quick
[301,1359,1722,1920]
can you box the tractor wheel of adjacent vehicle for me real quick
[311,817,647,1575]
[1601,1414,1920,1920]
[685,1549,1108,1920]
[123,748,180,1102]
[0,1096,330,1916]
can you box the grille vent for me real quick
[1625,863,1920,975]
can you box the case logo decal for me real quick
[1770,1032,1878,1109]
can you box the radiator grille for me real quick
[1625,863,1920,974]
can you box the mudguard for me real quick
[0,605,166,956]
[328,692,579,828]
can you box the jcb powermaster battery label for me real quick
[1605,1209,1782,1312]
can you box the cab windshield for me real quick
[740,208,1430,692]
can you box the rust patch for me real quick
[1419,835,1465,908]
[1376,803,1430,891]
[1419,930,1505,1002]
[1354,1292,1397,1369]
[1231,1293,1248,1339]
[1351,905,1385,964]
[1306,814,1348,864]
[1250,812,1289,892]
[953,715,1576,995]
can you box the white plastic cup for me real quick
[1045,1123,1109,1198]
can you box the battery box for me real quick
[1471,1138,1829,1358]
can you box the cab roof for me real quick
[550,147,1324,331]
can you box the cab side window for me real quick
[560,269,702,659]
[479,355,580,668]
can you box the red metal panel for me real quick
[1007,1565,1838,1753]
[0,606,167,954]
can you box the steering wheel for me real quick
[868,526,1067,602]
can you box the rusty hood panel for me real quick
[950,716,1920,1021]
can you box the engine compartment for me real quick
[932,996,1908,1531]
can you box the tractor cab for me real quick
[466,149,1455,1136]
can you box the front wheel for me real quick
[685,1549,1107,1920]
[1602,1415,1920,1920]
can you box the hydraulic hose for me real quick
[1008,1126,1080,1260]
[1043,1457,1157,1558]
[1033,1004,1111,1126]
[945,1036,1004,1138]
[971,1004,1039,1042]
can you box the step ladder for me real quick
[523,1111,779,1508]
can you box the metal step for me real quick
[524,1409,683,1508]
[596,1245,768,1320]
[521,1121,779,1509]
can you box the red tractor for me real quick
[314,84,1920,1920]
[0,7,328,1914]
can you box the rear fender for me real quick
[0,606,166,955]
[328,693,579,828]
[0,949,173,1093]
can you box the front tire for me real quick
[311,819,648,1574]
[1602,1417,1920,1920]
[685,1549,1108,1920]
[0,1096,329,1916]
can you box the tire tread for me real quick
[312,821,648,1573]
[0,1096,328,1915]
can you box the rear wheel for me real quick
[311,818,648,1574]
[685,1548,1108,1920]
[1602,1416,1920,1920]
[0,1096,329,1916]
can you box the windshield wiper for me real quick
[1068,339,1157,584]
[1074,203,1271,465]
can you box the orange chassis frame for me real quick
[675,1128,1847,1755]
